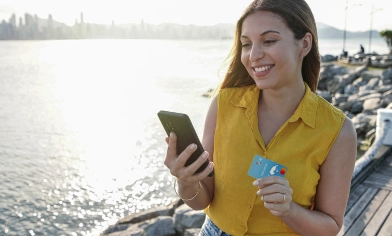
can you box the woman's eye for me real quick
[241,42,251,48]
[263,40,277,46]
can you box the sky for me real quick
[0,0,391,32]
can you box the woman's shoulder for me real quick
[314,93,345,118]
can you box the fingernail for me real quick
[261,196,264,201]
[201,152,207,159]
[190,144,197,151]
[170,132,174,138]
[253,180,259,186]
[257,190,261,195]
[208,162,214,169]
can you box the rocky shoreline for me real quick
[318,61,392,150]
[101,62,392,236]
[101,199,204,236]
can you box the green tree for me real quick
[380,30,392,54]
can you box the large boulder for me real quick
[173,204,205,234]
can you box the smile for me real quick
[254,65,273,72]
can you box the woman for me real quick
[164,0,357,235]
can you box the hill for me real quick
[0,13,384,40]
[317,22,382,39]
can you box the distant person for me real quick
[163,0,357,235]
[342,49,348,58]
[360,44,365,54]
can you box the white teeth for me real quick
[255,66,272,72]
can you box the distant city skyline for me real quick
[0,0,391,31]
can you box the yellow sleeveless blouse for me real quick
[204,83,345,235]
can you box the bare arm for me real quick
[255,117,357,235]
[164,97,217,210]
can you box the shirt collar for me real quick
[231,83,318,128]
[288,83,317,128]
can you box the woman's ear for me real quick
[300,32,312,58]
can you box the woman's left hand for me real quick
[253,176,293,217]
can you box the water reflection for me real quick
[0,39,222,235]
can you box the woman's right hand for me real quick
[164,132,213,189]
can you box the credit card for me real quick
[248,155,288,179]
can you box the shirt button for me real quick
[247,204,251,209]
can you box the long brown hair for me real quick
[220,0,320,92]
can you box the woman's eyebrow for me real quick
[260,30,280,36]
[260,30,281,36]
[241,30,281,39]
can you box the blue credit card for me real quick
[248,155,288,179]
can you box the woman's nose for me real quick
[249,45,264,62]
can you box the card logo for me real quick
[248,155,288,179]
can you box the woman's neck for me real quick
[258,81,306,118]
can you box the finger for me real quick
[164,132,178,168]
[253,176,289,188]
[175,142,198,168]
[259,192,287,203]
[204,162,214,177]
[265,202,292,217]
[165,136,169,145]
[180,161,214,185]
[166,132,178,158]
[256,183,284,196]
[183,151,211,177]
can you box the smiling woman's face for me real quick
[240,11,306,91]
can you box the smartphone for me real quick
[157,110,213,177]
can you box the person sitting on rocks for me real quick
[163,0,357,235]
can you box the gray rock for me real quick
[181,211,206,229]
[359,84,373,93]
[105,216,176,236]
[382,68,392,81]
[344,84,358,95]
[144,216,176,236]
[117,207,173,225]
[358,91,381,100]
[117,200,182,225]
[101,224,130,235]
[381,94,392,108]
[361,70,383,82]
[350,101,364,114]
[327,65,366,94]
[384,90,392,96]
[173,204,206,234]
[103,224,144,236]
[316,90,332,102]
[377,85,392,93]
[184,228,201,236]
[345,111,355,119]
[348,94,359,102]
[380,77,392,86]
[363,97,382,111]
[367,77,380,89]
[333,94,349,105]
[174,204,193,233]
[321,54,337,62]
[352,113,372,135]
[352,77,367,87]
